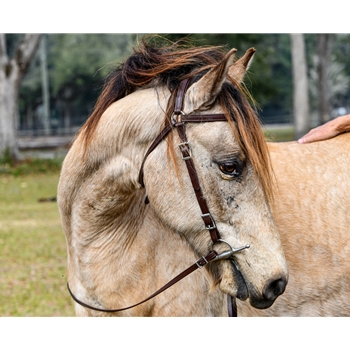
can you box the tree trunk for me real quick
[0,71,20,160]
[0,34,42,161]
[40,34,50,136]
[290,33,310,140]
[317,34,334,124]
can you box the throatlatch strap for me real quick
[138,123,173,187]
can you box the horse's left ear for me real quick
[228,47,256,83]
[183,48,237,113]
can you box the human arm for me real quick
[298,114,350,144]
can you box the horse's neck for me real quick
[59,87,169,233]
[86,87,169,168]
[70,183,218,316]
[60,87,183,291]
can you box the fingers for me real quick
[297,117,347,144]
[297,126,332,144]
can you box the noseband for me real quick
[67,78,249,316]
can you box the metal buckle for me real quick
[171,110,186,125]
[196,256,208,269]
[201,213,216,230]
[178,141,192,160]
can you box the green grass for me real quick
[263,126,295,142]
[0,157,62,176]
[0,168,74,316]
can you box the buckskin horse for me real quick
[57,38,290,316]
[238,133,350,316]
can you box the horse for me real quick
[237,133,350,316]
[57,38,288,316]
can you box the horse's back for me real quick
[269,132,350,237]
[239,133,350,316]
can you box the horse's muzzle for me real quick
[249,275,287,309]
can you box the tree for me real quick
[19,34,134,134]
[49,34,134,130]
[290,34,310,139]
[317,34,334,124]
[0,34,42,160]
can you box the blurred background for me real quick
[2,33,350,161]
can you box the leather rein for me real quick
[67,78,250,316]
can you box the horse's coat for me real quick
[238,133,350,316]
[57,40,288,316]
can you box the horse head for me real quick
[59,40,288,315]
[142,47,288,309]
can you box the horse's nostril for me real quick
[262,277,287,301]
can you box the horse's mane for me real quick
[80,36,274,203]
[80,36,225,146]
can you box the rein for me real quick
[67,78,250,316]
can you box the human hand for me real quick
[297,114,350,144]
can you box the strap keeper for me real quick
[178,141,192,160]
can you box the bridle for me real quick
[67,78,250,316]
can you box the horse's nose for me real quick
[262,276,287,301]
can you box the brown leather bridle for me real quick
[67,78,250,316]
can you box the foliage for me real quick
[0,157,63,176]
[0,148,15,167]
[327,34,350,110]
[19,34,135,131]
[160,34,294,121]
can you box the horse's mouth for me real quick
[230,259,249,301]
[230,259,287,310]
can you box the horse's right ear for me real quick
[183,48,237,114]
[228,47,256,83]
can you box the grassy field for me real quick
[0,162,74,316]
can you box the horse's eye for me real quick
[218,161,242,179]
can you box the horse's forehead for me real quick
[189,122,241,155]
[188,122,245,159]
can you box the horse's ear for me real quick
[228,47,256,83]
[183,48,237,113]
